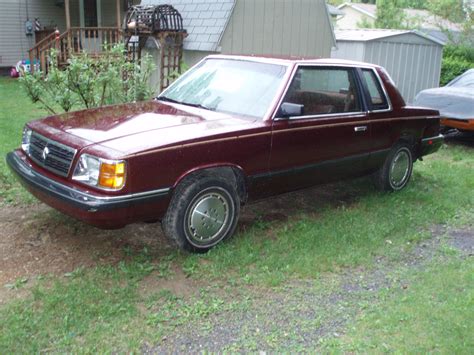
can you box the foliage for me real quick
[428,0,467,22]
[400,0,428,8]
[357,16,375,29]
[327,0,345,6]
[375,0,407,29]
[444,44,474,62]
[440,44,474,85]
[20,44,156,114]
[426,0,474,46]
[166,60,190,81]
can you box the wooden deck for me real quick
[29,27,123,73]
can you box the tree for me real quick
[375,0,406,29]
[400,0,428,9]
[427,0,473,45]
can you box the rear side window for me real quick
[362,69,389,111]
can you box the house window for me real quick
[283,67,361,116]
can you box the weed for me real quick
[4,277,28,290]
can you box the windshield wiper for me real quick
[156,96,215,111]
[155,96,181,104]
[181,102,216,111]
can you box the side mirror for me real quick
[277,102,304,119]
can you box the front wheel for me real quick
[375,143,413,192]
[162,173,240,253]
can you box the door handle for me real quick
[354,126,367,132]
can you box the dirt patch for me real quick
[0,180,366,291]
[447,227,474,255]
[140,264,199,300]
[0,204,171,288]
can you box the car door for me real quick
[267,65,372,194]
[358,68,395,170]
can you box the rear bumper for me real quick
[6,150,171,228]
[420,134,444,157]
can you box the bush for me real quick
[440,45,474,86]
[20,44,156,114]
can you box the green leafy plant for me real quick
[166,60,189,81]
[440,44,474,85]
[375,0,407,29]
[20,44,156,114]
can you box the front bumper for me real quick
[6,150,171,228]
[420,134,444,157]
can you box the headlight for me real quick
[72,154,126,190]
[22,127,32,154]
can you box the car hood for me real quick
[413,87,474,119]
[29,100,263,156]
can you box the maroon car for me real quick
[7,55,443,252]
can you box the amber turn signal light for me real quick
[98,161,126,189]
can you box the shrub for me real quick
[20,44,156,114]
[440,45,474,86]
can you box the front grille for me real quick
[27,132,77,177]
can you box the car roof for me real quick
[206,54,380,69]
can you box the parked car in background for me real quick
[414,69,474,132]
[7,55,443,252]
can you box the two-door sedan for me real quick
[7,55,443,252]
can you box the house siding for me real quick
[100,0,122,27]
[220,0,334,58]
[0,0,74,67]
[0,0,122,69]
[336,6,374,29]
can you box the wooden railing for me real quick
[29,27,123,73]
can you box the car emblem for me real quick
[42,146,50,160]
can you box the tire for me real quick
[162,172,240,253]
[374,143,413,192]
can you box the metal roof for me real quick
[327,4,344,16]
[141,0,236,51]
[335,29,445,46]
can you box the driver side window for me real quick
[284,67,361,116]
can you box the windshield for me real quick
[447,69,474,88]
[158,59,288,119]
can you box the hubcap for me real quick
[390,149,410,188]
[186,189,230,245]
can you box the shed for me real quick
[141,0,336,92]
[331,29,444,103]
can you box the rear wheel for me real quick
[162,173,240,253]
[375,143,413,192]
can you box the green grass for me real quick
[0,76,473,352]
[323,257,474,353]
[0,76,47,203]
[183,144,474,285]
[0,250,247,352]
